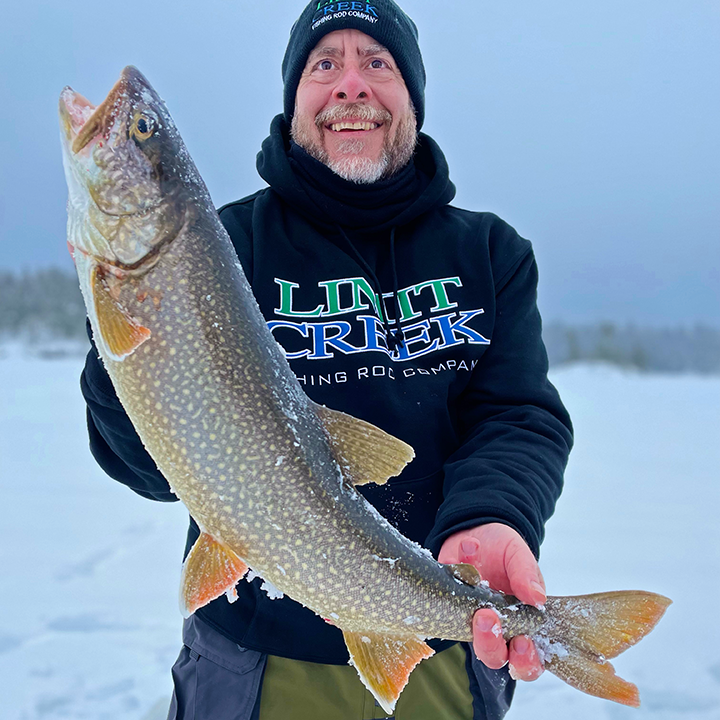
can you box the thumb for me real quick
[505,539,546,608]
[438,535,480,566]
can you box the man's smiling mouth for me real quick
[328,121,381,132]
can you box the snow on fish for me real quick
[59,66,671,712]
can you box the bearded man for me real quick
[80,1,573,718]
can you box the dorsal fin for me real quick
[313,403,415,486]
[444,562,483,587]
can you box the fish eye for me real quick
[132,114,156,141]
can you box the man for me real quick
[81,1,572,718]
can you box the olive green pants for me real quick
[258,643,473,720]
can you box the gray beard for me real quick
[290,102,418,184]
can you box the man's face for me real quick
[291,29,417,184]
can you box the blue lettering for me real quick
[308,321,360,359]
[358,315,392,355]
[394,319,439,361]
[365,3,378,16]
[337,1,350,10]
[431,310,490,348]
[267,320,310,359]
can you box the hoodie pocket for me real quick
[359,469,444,546]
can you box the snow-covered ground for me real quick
[1,348,718,720]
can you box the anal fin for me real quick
[180,532,249,617]
[545,653,640,707]
[343,630,434,714]
[314,403,415,487]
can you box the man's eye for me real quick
[319,60,334,71]
[370,59,387,69]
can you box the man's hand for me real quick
[438,523,545,681]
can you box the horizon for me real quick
[1,0,718,326]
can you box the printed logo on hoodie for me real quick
[268,274,490,363]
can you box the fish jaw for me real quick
[59,67,194,273]
[59,66,156,157]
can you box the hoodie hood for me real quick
[256,115,455,234]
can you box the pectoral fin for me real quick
[343,630,434,714]
[180,532,249,617]
[92,266,150,359]
[314,403,415,486]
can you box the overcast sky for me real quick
[1,0,718,325]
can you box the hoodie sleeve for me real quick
[424,246,573,559]
[81,206,254,501]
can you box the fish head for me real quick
[59,66,198,272]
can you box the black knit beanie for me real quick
[282,0,426,129]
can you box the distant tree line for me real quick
[0,269,718,373]
[543,322,720,374]
[0,268,87,342]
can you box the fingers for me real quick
[507,635,544,682]
[472,609,508,669]
[472,611,545,681]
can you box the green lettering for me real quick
[317,277,384,319]
[413,277,462,313]
[351,277,384,321]
[317,278,359,316]
[396,286,421,322]
[274,279,324,317]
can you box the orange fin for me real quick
[545,652,640,707]
[343,630,434,714]
[537,590,672,706]
[314,402,415,486]
[180,532,249,618]
[92,267,150,358]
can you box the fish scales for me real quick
[93,207,485,640]
[60,66,671,713]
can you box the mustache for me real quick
[315,103,392,127]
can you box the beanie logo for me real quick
[311,2,379,31]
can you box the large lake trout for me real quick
[59,67,670,712]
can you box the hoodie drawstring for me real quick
[335,226,405,351]
[388,228,405,350]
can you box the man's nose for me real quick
[334,67,372,102]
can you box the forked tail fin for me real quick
[535,591,672,707]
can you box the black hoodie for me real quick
[80,116,573,663]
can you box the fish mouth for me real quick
[59,66,150,154]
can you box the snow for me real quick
[1,354,718,719]
[260,580,284,601]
